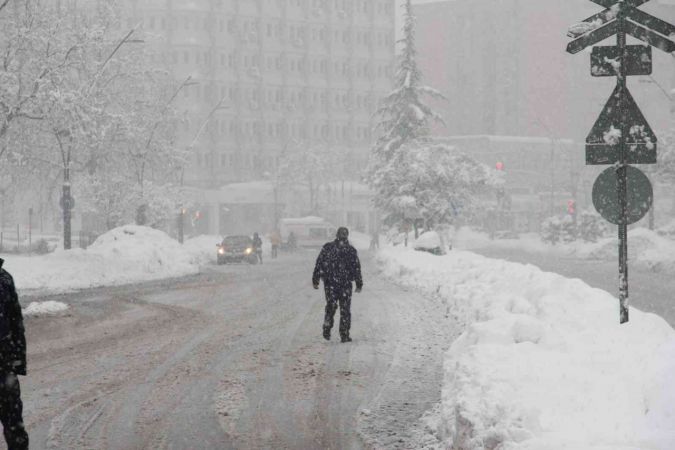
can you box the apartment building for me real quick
[121,0,397,188]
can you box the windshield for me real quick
[223,236,252,247]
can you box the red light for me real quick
[496,162,504,171]
[567,200,576,215]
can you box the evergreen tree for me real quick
[368,0,447,235]
[370,0,445,161]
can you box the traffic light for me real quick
[567,200,576,215]
[496,161,504,171]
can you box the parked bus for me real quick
[279,217,336,248]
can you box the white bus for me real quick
[279,217,336,248]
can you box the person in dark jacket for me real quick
[312,227,363,343]
[252,232,263,264]
[0,259,28,450]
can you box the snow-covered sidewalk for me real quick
[378,246,675,449]
[2,226,218,295]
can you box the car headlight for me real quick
[218,248,225,255]
[245,247,253,255]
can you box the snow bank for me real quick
[585,228,675,272]
[413,231,442,250]
[23,301,69,316]
[377,246,675,449]
[3,225,203,294]
[183,234,222,265]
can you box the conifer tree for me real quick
[370,0,445,161]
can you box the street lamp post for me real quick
[57,27,143,249]
[177,95,229,243]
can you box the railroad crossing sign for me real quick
[592,165,653,225]
[567,0,674,324]
[567,0,675,54]
[586,84,656,165]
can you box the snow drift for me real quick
[3,225,209,294]
[378,246,675,449]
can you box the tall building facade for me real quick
[121,0,397,189]
[415,0,675,141]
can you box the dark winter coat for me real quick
[312,240,363,289]
[252,236,263,250]
[0,260,26,376]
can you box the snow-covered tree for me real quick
[372,141,493,231]
[370,0,445,162]
[368,0,495,236]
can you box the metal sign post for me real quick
[617,10,630,323]
[567,0,675,323]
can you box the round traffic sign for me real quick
[60,195,75,210]
[592,165,652,225]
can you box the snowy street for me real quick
[16,251,451,450]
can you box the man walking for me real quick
[312,227,363,343]
[0,259,28,450]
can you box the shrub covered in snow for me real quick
[577,210,606,242]
[541,211,606,245]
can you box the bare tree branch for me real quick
[0,0,12,14]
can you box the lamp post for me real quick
[177,96,229,243]
[56,27,143,249]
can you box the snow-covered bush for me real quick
[578,210,606,242]
[542,212,606,245]
[540,216,563,245]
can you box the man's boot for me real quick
[323,326,331,341]
[340,335,352,343]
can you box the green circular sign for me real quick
[592,165,653,225]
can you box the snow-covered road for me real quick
[16,251,452,450]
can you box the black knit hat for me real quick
[336,227,349,241]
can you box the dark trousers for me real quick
[271,245,278,259]
[0,373,28,450]
[323,285,352,338]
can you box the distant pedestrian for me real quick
[0,259,28,450]
[369,231,380,251]
[312,227,363,343]
[270,230,281,259]
[252,232,263,264]
[287,232,297,251]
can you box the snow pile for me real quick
[3,225,203,294]
[183,235,222,265]
[584,228,675,272]
[413,231,442,250]
[377,246,675,449]
[22,301,69,316]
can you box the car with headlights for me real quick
[216,235,258,265]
